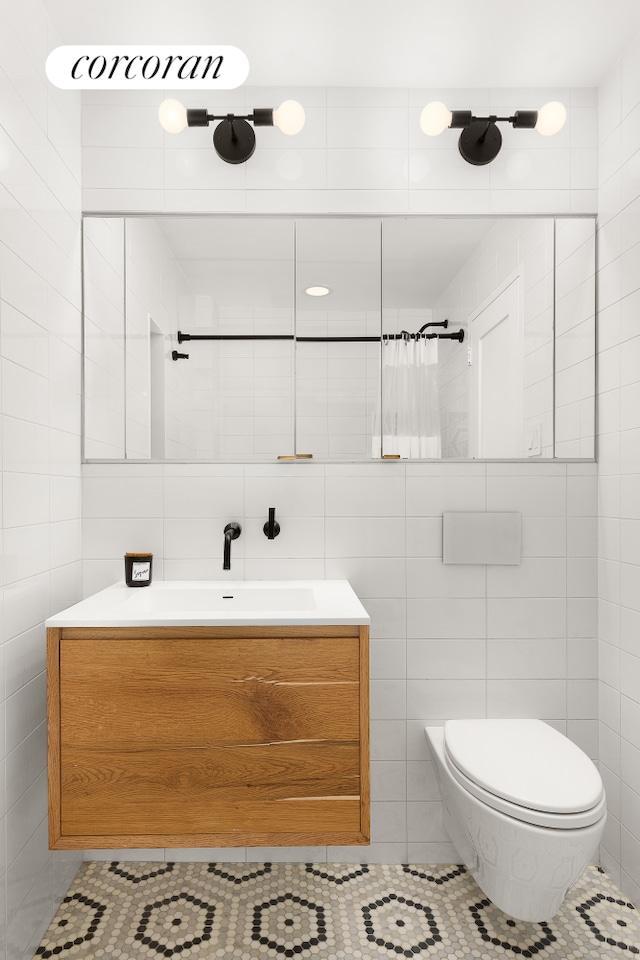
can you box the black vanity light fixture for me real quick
[420,100,567,165]
[158,98,305,164]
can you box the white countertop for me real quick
[46,579,370,628]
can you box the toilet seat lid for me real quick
[444,719,604,814]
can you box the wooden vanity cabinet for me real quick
[47,624,369,849]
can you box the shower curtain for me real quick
[373,336,442,458]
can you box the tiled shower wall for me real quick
[596,27,640,901]
[81,460,598,862]
[0,0,83,955]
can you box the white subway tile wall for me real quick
[81,86,597,215]
[597,34,640,904]
[82,460,597,863]
[0,0,84,956]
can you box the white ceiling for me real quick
[157,216,495,312]
[45,0,640,88]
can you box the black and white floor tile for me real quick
[34,862,638,959]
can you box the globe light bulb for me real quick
[158,99,187,134]
[419,101,452,136]
[273,100,305,135]
[305,285,331,297]
[536,101,567,137]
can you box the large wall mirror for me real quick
[82,215,595,461]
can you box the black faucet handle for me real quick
[263,507,281,539]
[224,522,241,540]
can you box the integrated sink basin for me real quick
[46,579,370,627]
[123,583,316,613]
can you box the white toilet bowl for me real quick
[425,719,606,922]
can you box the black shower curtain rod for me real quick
[176,319,465,345]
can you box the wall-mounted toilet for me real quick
[426,719,606,922]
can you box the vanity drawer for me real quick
[48,625,369,849]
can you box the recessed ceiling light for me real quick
[305,285,331,297]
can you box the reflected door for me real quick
[470,275,523,458]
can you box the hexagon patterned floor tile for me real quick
[33,862,638,959]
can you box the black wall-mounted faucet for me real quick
[263,507,280,539]
[223,522,241,569]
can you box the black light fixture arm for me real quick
[477,121,493,145]
[449,111,538,129]
[187,108,274,127]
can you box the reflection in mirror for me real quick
[83,216,125,459]
[383,218,557,458]
[82,214,595,462]
[83,217,295,460]
[381,217,595,459]
[144,218,295,460]
[554,218,596,458]
[381,218,494,458]
[295,219,381,459]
